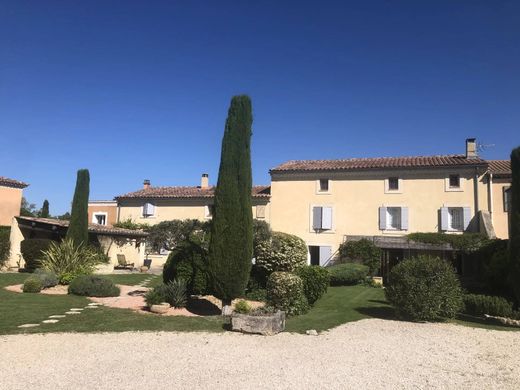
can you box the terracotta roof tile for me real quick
[0,176,28,188]
[270,155,488,173]
[488,160,511,176]
[115,185,271,200]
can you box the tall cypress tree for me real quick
[208,95,253,306]
[510,147,520,304]
[66,169,90,246]
[40,199,50,218]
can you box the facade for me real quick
[0,176,28,226]
[87,200,118,226]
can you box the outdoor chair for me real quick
[115,254,135,270]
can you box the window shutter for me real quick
[463,207,471,231]
[379,207,387,230]
[312,207,322,230]
[142,203,148,216]
[322,207,333,230]
[400,207,409,230]
[440,207,449,231]
[319,246,332,266]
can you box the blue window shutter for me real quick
[400,207,409,230]
[440,207,449,231]
[379,207,387,230]
[322,207,333,230]
[312,207,322,230]
[319,246,332,266]
[463,207,471,231]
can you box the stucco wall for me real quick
[491,178,511,239]
[0,186,23,226]
[269,168,491,255]
[88,203,118,225]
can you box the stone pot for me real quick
[150,303,170,314]
[139,265,149,273]
[231,310,285,336]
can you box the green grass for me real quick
[100,273,153,286]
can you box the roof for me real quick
[0,176,28,189]
[488,160,511,176]
[115,185,271,200]
[16,216,148,238]
[270,155,488,173]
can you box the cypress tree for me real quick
[40,200,50,218]
[510,147,520,304]
[208,95,253,306]
[66,169,90,246]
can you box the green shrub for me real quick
[20,239,54,272]
[266,271,309,316]
[406,232,489,251]
[22,276,42,293]
[68,275,120,297]
[338,239,382,275]
[471,240,512,297]
[234,299,252,314]
[33,269,58,288]
[255,232,307,273]
[294,265,330,305]
[385,256,463,321]
[163,243,208,295]
[244,288,266,302]
[40,239,99,284]
[0,226,10,268]
[153,280,188,308]
[463,294,514,318]
[327,263,369,286]
[144,288,165,307]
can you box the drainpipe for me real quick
[488,173,494,226]
[474,167,479,216]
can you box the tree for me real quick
[20,197,37,217]
[208,95,254,306]
[39,200,50,218]
[510,146,520,304]
[66,169,90,246]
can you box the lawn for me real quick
[0,273,517,335]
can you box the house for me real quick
[0,176,28,226]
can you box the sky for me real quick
[1,0,519,215]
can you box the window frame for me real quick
[310,205,335,233]
[92,212,108,226]
[445,174,464,192]
[447,207,464,231]
[384,177,403,194]
[386,207,402,230]
[504,187,512,212]
[316,179,331,194]
[142,202,155,218]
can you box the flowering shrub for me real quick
[255,232,307,273]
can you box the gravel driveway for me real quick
[1,319,519,389]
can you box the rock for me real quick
[42,319,59,324]
[70,308,84,311]
[222,305,234,317]
[48,315,66,318]
[18,324,40,328]
[306,329,318,336]
[231,311,286,336]
[139,266,149,273]
[87,303,101,306]
[150,303,170,314]
[65,311,81,315]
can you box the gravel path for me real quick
[1,319,519,389]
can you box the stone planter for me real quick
[150,303,170,314]
[139,265,149,273]
[231,310,285,335]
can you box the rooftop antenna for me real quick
[477,142,495,154]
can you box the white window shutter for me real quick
[319,246,332,266]
[312,207,322,230]
[149,203,155,215]
[379,207,387,230]
[400,207,409,230]
[463,207,471,231]
[322,207,333,230]
[440,207,449,231]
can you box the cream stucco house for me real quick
[0,176,28,226]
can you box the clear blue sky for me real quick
[1,0,519,215]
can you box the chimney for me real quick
[143,179,151,190]
[466,138,478,159]
[200,173,209,189]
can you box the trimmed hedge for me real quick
[294,265,330,305]
[266,271,309,316]
[327,263,369,286]
[385,256,463,321]
[0,226,10,268]
[23,276,42,293]
[463,294,514,318]
[338,239,381,275]
[20,238,54,272]
[163,243,209,295]
[68,275,120,297]
[255,232,307,273]
[34,269,58,288]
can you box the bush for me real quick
[338,239,381,275]
[327,263,369,286]
[20,239,54,272]
[266,271,309,316]
[22,276,42,293]
[163,243,208,295]
[385,256,463,321]
[0,226,10,268]
[244,288,266,302]
[234,299,252,314]
[471,240,512,297]
[255,232,307,273]
[144,288,165,307]
[463,294,514,318]
[152,280,188,308]
[294,265,330,305]
[40,239,99,284]
[68,275,120,297]
[34,269,58,288]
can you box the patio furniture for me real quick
[115,254,134,270]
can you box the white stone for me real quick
[87,302,101,306]
[42,319,59,324]
[49,315,66,318]
[70,308,84,311]
[18,324,40,328]
[306,330,319,336]
[65,311,81,315]
[85,306,99,309]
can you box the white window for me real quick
[312,206,333,231]
[309,245,332,266]
[448,207,464,231]
[92,212,107,226]
[379,206,408,231]
[449,175,460,188]
[142,202,155,218]
[256,205,266,219]
[318,179,329,192]
[445,174,464,192]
